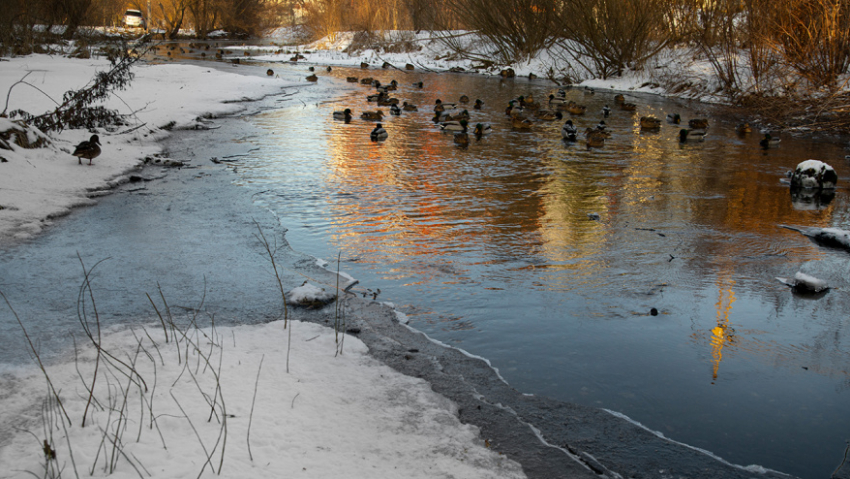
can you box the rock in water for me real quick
[780,225,850,252]
[790,160,837,189]
[776,272,829,294]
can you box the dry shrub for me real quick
[441,0,557,63]
[767,0,850,91]
[553,0,673,79]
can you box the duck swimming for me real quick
[370,123,388,141]
[473,123,492,138]
[361,110,384,120]
[390,104,401,115]
[666,113,681,124]
[760,133,780,148]
[562,120,578,141]
[333,108,352,122]
[440,119,468,132]
[679,128,707,142]
[402,102,418,112]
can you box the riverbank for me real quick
[0,54,533,478]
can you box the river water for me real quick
[221,62,849,479]
[2,53,849,478]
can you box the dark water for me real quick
[221,63,850,478]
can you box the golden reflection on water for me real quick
[246,68,847,379]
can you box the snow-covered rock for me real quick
[790,160,838,190]
[780,225,850,251]
[286,282,337,307]
[776,272,829,294]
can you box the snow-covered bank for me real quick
[0,55,293,241]
[0,319,524,479]
[0,53,529,479]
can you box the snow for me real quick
[0,54,295,240]
[0,320,525,479]
[0,52,527,478]
[792,272,829,293]
[791,159,838,189]
[287,282,336,305]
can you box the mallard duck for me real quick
[688,118,709,129]
[518,95,539,110]
[584,87,595,95]
[602,105,611,117]
[360,77,373,85]
[567,103,587,115]
[390,104,401,115]
[454,132,470,147]
[586,126,611,139]
[506,101,524,118]
[620,102,637,111]
[736,122,752,134]
[760,133,780,148]
[441,119,468,132]
[586,130,606,148]
[73,134,101,165]
[679,128,706,142]
[308,66,315,71]
[266,69,274,76]
[327,66,332,72]
[512,117,533,129]
[614,94,625,104]
[377,97,399,106]
[473,123,492,137]
[360,62,369,69]
[366,92,385,102]
[474,99,484,109]
[413,81,424,88]
[536,110,563,121]
[361,110,384,120]
[454,109,471,121]
[640,116,662,131]
[562,120,578,141]
[370,124,388,141]
[402,102,418,112]
[433,111,453,123]
[434,99,456,112]
[332,108,352,122]
[346,76,358,83]
[459,95,470,103]
[548,94,567,106]
[666,113,681,124]
[306,74,318,82]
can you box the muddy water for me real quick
[222,63,850,479]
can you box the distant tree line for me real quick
[0,0,288,51]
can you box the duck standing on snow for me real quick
[370,123,388,141]
[73,135,101,165]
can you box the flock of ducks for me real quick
[329,76,775,150]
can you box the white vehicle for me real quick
[123,9,145,29]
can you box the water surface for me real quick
[230,64,850,479]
